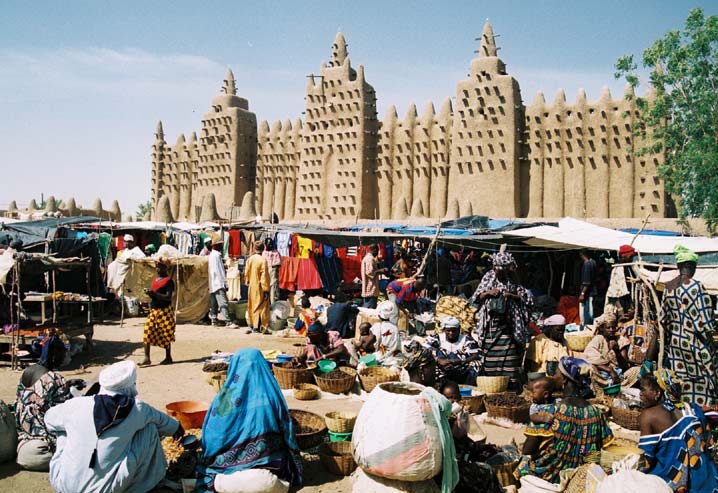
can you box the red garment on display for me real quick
[336,247,362,284]
[297,258,323,291]
[279,257,301,291]
[557,295,581,325]
[228,230,241,258]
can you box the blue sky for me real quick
[1,1,715,216]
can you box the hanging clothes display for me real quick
[296,236,312,259]
[240,230,255,256]
[315,255,343,293]
[279,257,301,291]
[227,230,241,258]
[297,258,322,291]
[275,231,291,257]
[97,233,111,260]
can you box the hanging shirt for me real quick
[208,250,226,294]
[262,250,282,268]
[297,236,312,259]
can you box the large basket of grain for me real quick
[273,362,314,390]
[352,382,443,482]
[315,367,357,394]
[290,409,327,450]
[359,366,400,393]
[484,392,531,424]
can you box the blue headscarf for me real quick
[197,349,303,491]
[559,356,593,398]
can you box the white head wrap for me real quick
[123,234,134,242]
[543,314,566,326]
[440,316,461,329]
[377,300,397,321]
[99,360,138,397]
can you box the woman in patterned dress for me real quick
[515,357,614,484]
[660,245,718,407]
[140,259,176,366]
[471,251,532,390]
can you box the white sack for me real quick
[351,468,440,493]
[214,469,289,493]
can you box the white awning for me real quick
[503,217,718,254]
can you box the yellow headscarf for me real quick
[654,368,685,410]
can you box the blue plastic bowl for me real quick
[459,386,473,397]
[276,354,293,363]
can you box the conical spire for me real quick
[576,88,587,104]
[532,91,546,106]
[330,32,348,67]
[156,120,164,140]
[439,97,453,120]
[222,69,237,96]
[239,191,257,219]
[156,196,174,223]
[479,20,497,57]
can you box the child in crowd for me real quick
[354,322,376,356]
[522,377,557,458]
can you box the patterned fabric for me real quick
[639,403,718,492]
[471,269,533,346]
[660,279,718,406]
[656,368,686,412]
[15,371,69,447]
[143,306,176,348]
[197,349,302,492]
[619,321,655,365]
[526,334,570,373]
[386,278,420,304]
[489,251,515,268]
[426,332,480,383]
[525,402,557,455]
[515,402,613,483]
[474,316,523,385]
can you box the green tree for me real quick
[136,200,152,220]
[615,8,718,230]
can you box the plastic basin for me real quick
[459,386,473,397]
[329,431,353,442]
[276,354,293,363]
[359,354,377,367]
[318,360,337,373]
[166,400,210,429]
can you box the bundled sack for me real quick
[351,468,440,493]
[214,469,289,493]
[596,469,671,493]
[352,382,456,485]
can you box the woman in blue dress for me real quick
[638,369,718,492]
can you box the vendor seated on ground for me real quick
[638,370,718,492]
[425,316,480,385]
[353,322,376,357]
[584,312,631,385]
[525,314,569,373]
[369,300,405,367]
[15,335,79,471]
[523,377,558,459]
[515,357,613,484]
[386,276,426,311]
[197,349,302,493]
[293,296,321,337]
[325,291,359,339]
[45,361,183,493]
[403,346,437,388]
[296,322,349,364]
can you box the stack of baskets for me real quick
[273,363,314,390]
[293,383,319,401]
[611,403,642,430]
[484,392,531,424]
[202,360,229,393]
[290,409,327,450]
[359,367,400,393]
[475,375,510,395]
[459,385,486,414]
[325,411,357,442]
[320,441,357,476]
[565,332,593,352]
[315,367,357,394]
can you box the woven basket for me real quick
[320,441,357,476]
[611,404,642,430]
[490,460,519,488]
[273,363,314,390]
[293,383,319,401]
[600,440,642,472]
[205,371,227,393]
[564,464,591,493]
[291,343,306,358]
[290,409,327,450]
[325,411,357,433]
[485,393,531,424]
[359,367,400,393]
[565,333,593,352]
[315,367,357,394]
[475,375,510,394]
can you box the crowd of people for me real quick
[3,235,718,492]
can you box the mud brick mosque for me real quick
[148,21,673,223]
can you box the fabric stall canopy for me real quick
[0,216,101,248]
[274,226,505,249]
[635,265,718,295]
[503,217,718,254]
[110,256,209,324]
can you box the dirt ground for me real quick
[0,319,524,492]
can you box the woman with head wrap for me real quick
[296,321,349,364]
[15,333,78,471]
[470,250,532,389]
[196,349,302,492]
[45,360,182,492]
[141,258,176,366]
[515,357,613,484]
[368,300,405,367]
[660,244,718,406]
[638,369,718,492]
[425,316,480,385]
